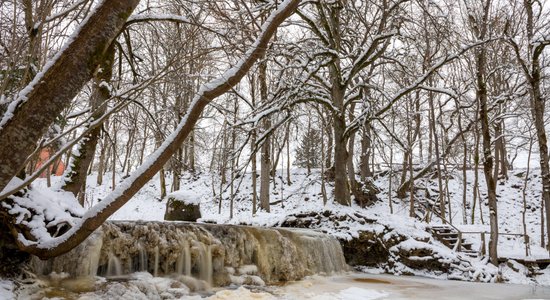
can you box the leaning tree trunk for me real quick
[0,1,140,193]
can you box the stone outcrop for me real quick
[278,211,497,282]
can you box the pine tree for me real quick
[294,126,322,174]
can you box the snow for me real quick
[207,286,276,300]
[335,287,388,300]
[168,190,202,205]
[5,165,550,296]
[237,265,259,275]
[82,166,548,266]
[3,179,84,246]
[126,13,190,24]
[0,280,15,300]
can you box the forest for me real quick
[0,0,550,299]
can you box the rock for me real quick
[340,230,394,267]
[0,219,30,277]
[164,193,201,222]
[353,181,381,208]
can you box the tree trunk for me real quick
[97,134,107,186]
[472,114,481,224]
[461,120,468,224]
[329,4,351,206]
[427,89,446,222]
[321,114,328,206]
[523,0,550,251]
[325,119,333,168]
[259,59,271,212]
[251,127,258,215]
[476,0,498,265]
[62,46,115,204]
[333,110,350,205]
[522,138,533,256]
[347,103,358,203]
[360,123,372,181]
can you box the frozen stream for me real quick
[266,273,550,300]
[18,272,550,299]
[202,273,550,300]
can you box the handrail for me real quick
[417,197,531,256]
[461,231,526,237]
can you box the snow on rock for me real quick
[76,273,192,300]
[168,189,202,205]
[0,280,15,300]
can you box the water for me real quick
[273,273,550,300]
[29,273,549,299]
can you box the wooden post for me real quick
[456,231,462,252]
[525,234,530,257]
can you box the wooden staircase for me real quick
[428,225,478,258]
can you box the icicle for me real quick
[184,240,191,277]
[199,243,213,285]
[153,246,159,277]
[106,253,122,277]
[138,243,148,272]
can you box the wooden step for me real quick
[429,225,453,229]
[437,232,458,237]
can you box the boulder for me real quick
[164,192,201,221]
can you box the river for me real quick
[207,273,550,300]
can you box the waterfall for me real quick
[31,221,349,287]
